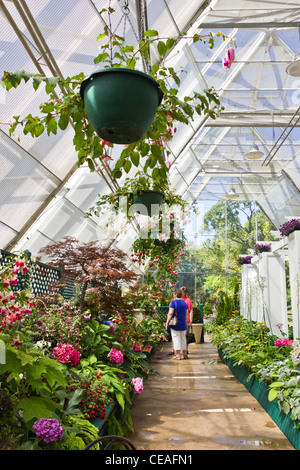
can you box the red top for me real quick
[182,295,193,322]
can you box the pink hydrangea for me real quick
[52,343,81,366]
[132,377,144,394]
[274,338,294,347]
[109,348,124,364]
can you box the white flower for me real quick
[290,341,300,364]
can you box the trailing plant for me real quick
[0,4,231,186]
[236,255,253,266]
[252,243,271,255]
[87,171,190,220]
[279,219,300,238]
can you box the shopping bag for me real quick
[187,326,196,344]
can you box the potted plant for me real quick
[253,243,272,255]
[279,219,300,238]
[80,67,163,145]
[1,4,231,185]
[88,171,189,219]
[236,255,253,266]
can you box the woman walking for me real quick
[165,289,188,360]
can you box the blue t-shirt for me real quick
[169,299,188,331]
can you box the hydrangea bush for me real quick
[52,343,81,366]
[32,418,64,443]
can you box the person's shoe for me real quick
[173,354,183,360]
[183,354,188,359]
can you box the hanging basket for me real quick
[80,68,163,144]
[132,190,164,214]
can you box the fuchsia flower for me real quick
[223,54,231,69]
[227,46,235,62]
[223,45,235,69]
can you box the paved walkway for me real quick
[127,337,295,450]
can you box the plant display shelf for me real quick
[218,349,300,450]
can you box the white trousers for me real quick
[171,328,187,351]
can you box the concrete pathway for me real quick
[127,337,295,450]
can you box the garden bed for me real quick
[218,349,300,450]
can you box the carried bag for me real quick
[187,326,196,344]
[169,300,178,326]
[163,322,171,341]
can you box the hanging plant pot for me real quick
[80,68,163,144]
[132,190,164,214]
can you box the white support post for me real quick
[240,264,260,322]
[287,231,300,339]
[258,252,288,338]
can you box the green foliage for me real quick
[199,201,277,275]
[203,303,213,317]
[0,247,167,449]
[215,292,235,325]
[207,316,300,427]
[1,15,227,185]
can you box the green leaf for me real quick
[58,113,69,131]
[268,388,279,401]
[123,159,132,173]
[45,77,60,94]
[269,382,284,388]
[130,152,140,166]
[157,41,167,57]
[46,116,57,135]
[281,401,290,415]
[151,143,163,160]
[144,29,158,37]
[115,391,125,411]
[120,45,134,53]
[18,397,62,422]
[33,123,45,137]
[32,75,44,91]
[94,52,109,64]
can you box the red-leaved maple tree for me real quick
[38,236,138,313]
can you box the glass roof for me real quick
[1,0,300,257]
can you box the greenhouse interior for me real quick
[1,0,300,453]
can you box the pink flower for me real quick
[223,54,231,69]
[109,348,124,364]
[132,343,142,353]
[132,377,144,394]
[227,46,235,62]
[165,160,171,169]
[274,338,294,347]
[52,343,81,366]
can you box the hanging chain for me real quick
[112,0,139,43]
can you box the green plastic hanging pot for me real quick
[132,190,164,214]
[80,68,163,144]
